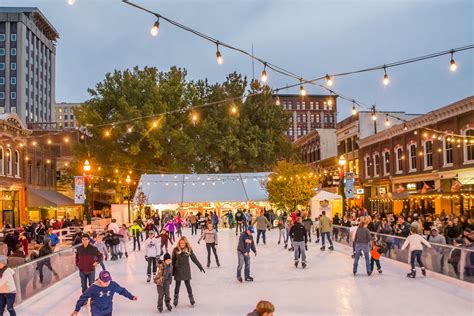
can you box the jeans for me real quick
[370,258,381,271]
[133,236,141,251]
[206,243,219,266]
[38,261,58,283]
[235,222,243,235]
[174,280,193,297]
[353,243,371,273]
[120,240,128,254]
[321,232,333,246]
[278,229,286,243]
[237,251,251,278]
[0,293,16,316]
[99,260,106,271]
[157,282,171,310]
[256,230,266,244]
[79,270,95,293]
[293,241,306,262]
[191,223,197,235]
[147,257,157,276]
[410,250,424,270]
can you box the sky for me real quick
[4,0,473,120]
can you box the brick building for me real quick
[358,96,474,215]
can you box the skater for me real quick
[247,300,275,316]
[227,211,234,229]
[370,237,384,274]
[285,216,294,250]
[129,221,142,251]
[0,255,16,316]
[353,218,372,276]
[289,217,308,268]
[172,236,205,307]
[165,220,176,243]
[235,209,245,236]
[76,234,103,293]
[198,222,220,268]
[253,211,271,245]
[188,212,198,236]
[212,212,219,232]
[93,234,108,270]
[71,270,138,316]
[277,218,286,245]
[118,224,131,258]
[144,231,160,282]
[302,214,313,242]
[402,226,432,278]
[159,229,173,255]
[37,239,60,284]
[319,211,334,251]
[154,253,173,313]
[236,226,257,282]
[313,216,320,243]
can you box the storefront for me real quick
[27,188,82,221]
[0,188,23,227]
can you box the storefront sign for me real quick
[406,183,417,191]
[345,173,354,198]
[356,188,364,194]
[379,187,386,194]
[74,176,85,204]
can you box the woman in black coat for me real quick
[172,236,205,307]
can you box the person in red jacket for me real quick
[76,234,103,293]
[19,233,29,256]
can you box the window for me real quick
[445,139,453,165]
[6,149,12,176]
[355,158,360,175]
[425,141,433,168]
[384,151,390,175]
[465,129,474,162]
[310,102,314,110]
[296,102,301,110]
[0,48,4,56]
[11,63,16,70]
[0,34,5,41]
[315,102,320,110]
[297,115,301,123]
[316,114,320,123]
[11,77,16,85]
[347,138,353,152]
[0,63,4,70]
[10,92,16,100]
[64,108,69,113]
[282,101,287,110]
[365,156,371,178]
[323,102,327,110]
[0,78,3,85]
[310,114,315,123]
[289,128,293,136]
[302,114,306,122]
[297,127,302,136]
[0,92,4,100]
[14,151,19,177]
[395,147,403,173]
[409,144,417,171]
[287,102,292,110]
[0,148,3,174]
[11,48,16,56]
[374,154,380,177]
[11,34,17,41]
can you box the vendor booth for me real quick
[310,190,342,218]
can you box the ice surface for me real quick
[17,229,473,315]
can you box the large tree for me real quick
[73,66,293,182]
[266,161,319,210]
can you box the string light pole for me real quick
[338,155,347,216]
[126,175,132,223]
[83,160,92,225]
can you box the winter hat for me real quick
[0,256,7,265]
[99,270,112,282]
[247,226,255,233]
[163,253,171,261]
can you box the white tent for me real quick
[135,172,270,205]
[310,190,342,218]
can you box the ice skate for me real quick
[173,294,179,307]
[328,245,334,251]
[284,243,288,249]
[421,268,426,276]
[166,304,172,311]
[146,275,151,283]
[278,241,281,245]
[378,269,383,274]
[407,270,416,278]
[315,238,320,243]
[320,246,325,251]
[237,276,243,283]
[189,295,195,306]
[125,252,128,258]
[302,262,307,269]
[157,306,163,313]
[367,270,372,276]
[245,276,254,282]
[294,260,299,268]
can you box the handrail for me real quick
[14,244,80,270]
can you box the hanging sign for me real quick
[345,172,354,198]
[74,176,85,204]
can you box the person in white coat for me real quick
[143,231,160,282]
[401,226,432,278]
[0,255,16,316]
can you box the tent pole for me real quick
[239,173,250,201]
[180,174,185,209]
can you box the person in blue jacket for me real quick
[46,228,60,248]
[71,270,138,316]
[236,226,257,283]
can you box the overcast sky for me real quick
[5,0,473,120]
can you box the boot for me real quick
[367,270,372,276]
[216,259,220,267]
[302,261,307,269]
[245,276,254,282]
[207,261,210,268]
[147,275,151,283]
[237,276,243,283]
[166,303,172,311]
[158,306,163,313]
[320,246,325,251]
[189,295,195,306]
[315,238,320,243]
[378,269,383,274]
[421,268,426,276]
[278,241,281,245]
[294,260,299,268]
[125,252,128,258]
[284,243,288,249]
[407,269,416,278]
[173,294,179,307]
[328,245,334,251]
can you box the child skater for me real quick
[370,237,383,274]
[160,229,173,256]
[154,253,173,313]
[143,231,160,282]
[401,226,432,278]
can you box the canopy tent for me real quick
[135,172,270,205]
[310,190,342,218]
[27,189,75,208]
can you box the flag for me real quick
[420,182,430,194]
[451,179,462,192]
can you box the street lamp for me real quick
[83,160,91,224]
[126,175,131,224]
[338,155,347,216]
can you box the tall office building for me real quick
[53,102,80,129]
[0,7,59,124]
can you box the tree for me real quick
[266,161,319,211]
[73,66,294,185]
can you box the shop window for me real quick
[445,139,453,165]
[374,154,380,177]
[14,151,19,177]
[0,147,3,174]
[465,129,474,162]
[384,151,390,175]
[355,158,360,175]
[409,144,417,171]
[424,140,433,168]
[6,149,12,175]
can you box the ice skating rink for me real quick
[17,229,473,316]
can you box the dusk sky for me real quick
[4,0,473,120]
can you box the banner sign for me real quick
[74,176,85,204]
[345,172,354,198]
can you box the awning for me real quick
[27,189,75,208]
[94,200,111,210]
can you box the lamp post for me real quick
[126,175,131,224]
[83,160,91,224]
[338,155,347,216]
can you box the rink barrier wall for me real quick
[331,225,474,285]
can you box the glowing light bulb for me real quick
[127,126,133,133]
[403,123,408,131]
[216,50,223,65]
[300,85,306,96]
[327,98,333,106]
[275,96,281,106]
[67,0,75,6]
[383,66,389,85]
[150,20,160,37]
[152,121,158,128]
[261,68,268,83]
[449,51,457,71]
[325,74,333,86]
[231,105,237,114]
[385,116,390,126]
[352,103,357,116]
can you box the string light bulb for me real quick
[127,126,133,133]
[449,50,457,72]
[67,0,75,5]
[383,65,389,85]
[261,64,268,83]
[403,123,408,131]
[105,130,110,137]
[150,19,160,37]
[216,43,223,65]
[385,115,390,126]
[371,108,376,121]
[275,95,281,106]
[325,74,333,87]
[299,81,306,96]
[351,101,357,116]
[152,121,158,128]
[230,104,237,114]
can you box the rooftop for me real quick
[0,7,59,41]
